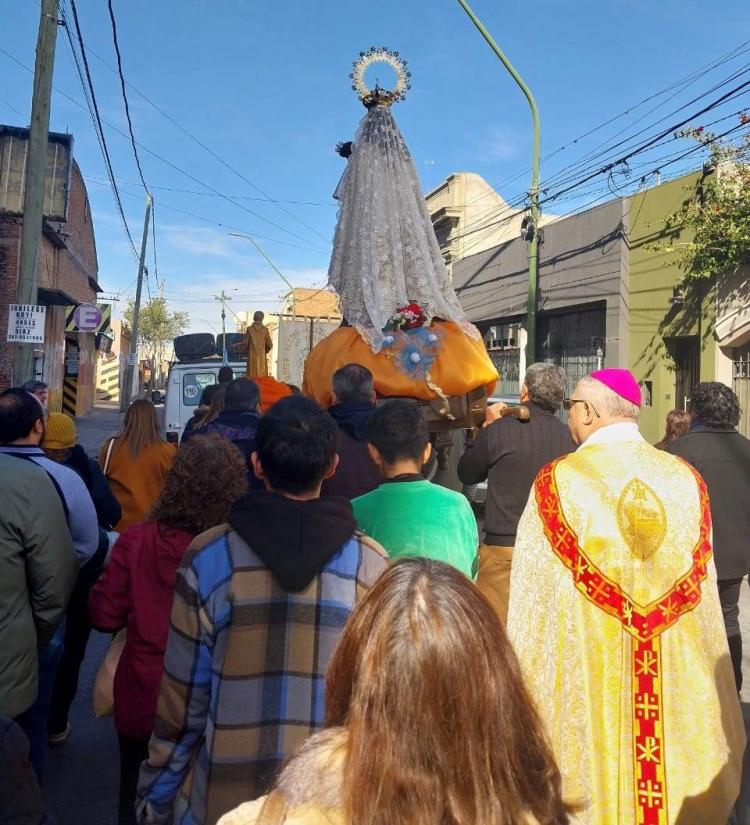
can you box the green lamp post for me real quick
[456,0,541,364]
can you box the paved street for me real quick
[44,633,118,824]
[38,405,750,822]
[74,401,122,457]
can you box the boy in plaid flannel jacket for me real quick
[137,396,388,825]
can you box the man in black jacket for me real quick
[321,364,380,501]
[458,363,574,623]
[666,381,750,690]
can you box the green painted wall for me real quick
[627,172,715,443]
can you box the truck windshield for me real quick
[183,372,216,407]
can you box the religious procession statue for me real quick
[304,49,498,457]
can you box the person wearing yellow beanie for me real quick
[43,413,77,454]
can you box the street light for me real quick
[228,233,297,318]
[456,0,541,364]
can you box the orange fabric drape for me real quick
[302,322,498,407]
[254,376,294,413]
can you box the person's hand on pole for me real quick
[484,401,508,428]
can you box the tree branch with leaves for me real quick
[124,297,189,388]
[662,116,750,284]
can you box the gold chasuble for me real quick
[507,427,744,825]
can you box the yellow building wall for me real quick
[628,172,715,443]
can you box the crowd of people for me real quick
[0,365,747,825]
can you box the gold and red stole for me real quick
[508,440,744,825]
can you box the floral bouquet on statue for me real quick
[384,302,427,332]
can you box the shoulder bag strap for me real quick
[102,437,117,477]
[255,791,289,825]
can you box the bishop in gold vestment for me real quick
[507,370,744,825]
[241,311,273,378]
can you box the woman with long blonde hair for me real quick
[99,399,175,531]
[220,558,576,825]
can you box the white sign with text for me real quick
[7,304,46,344]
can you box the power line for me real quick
[450,41,750,235]
[0,44,330,255]
[541,80,750,206]
[77,33,332,246]
[105,0,160,295]
[106,0,148,191]
[0,94,24,117]
[460,38,750,213]
[453,77,749,242]
[63,0,139,259]
[541,68,750,193]
[449,120,750,263]
[82,176,328,254]
[83,177,333,206]
[538,67,750,194]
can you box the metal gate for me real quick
[733,344,750,438]
[537,305,606,397]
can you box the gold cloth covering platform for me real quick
[508,440,744,825]
[302,321,498,408]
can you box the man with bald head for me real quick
[507,369,743,825]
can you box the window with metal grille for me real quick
[484,322,522,396]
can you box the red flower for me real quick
[388,302,426,331]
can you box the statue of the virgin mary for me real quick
[303,48,497,408]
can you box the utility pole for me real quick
[13,0,58,385]
[121,193,152,411]
[456,0,541,364]
[214,290,231,364]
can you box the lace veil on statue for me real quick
[327,85,479,352]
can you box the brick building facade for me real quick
[0,157,101,414]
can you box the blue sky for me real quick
[2,0,749,334]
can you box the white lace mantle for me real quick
[327,105,479,352]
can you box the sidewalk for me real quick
[74,402,122,457]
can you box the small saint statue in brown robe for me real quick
[238,310,273,378]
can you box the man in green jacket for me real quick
[0,453,75,720]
